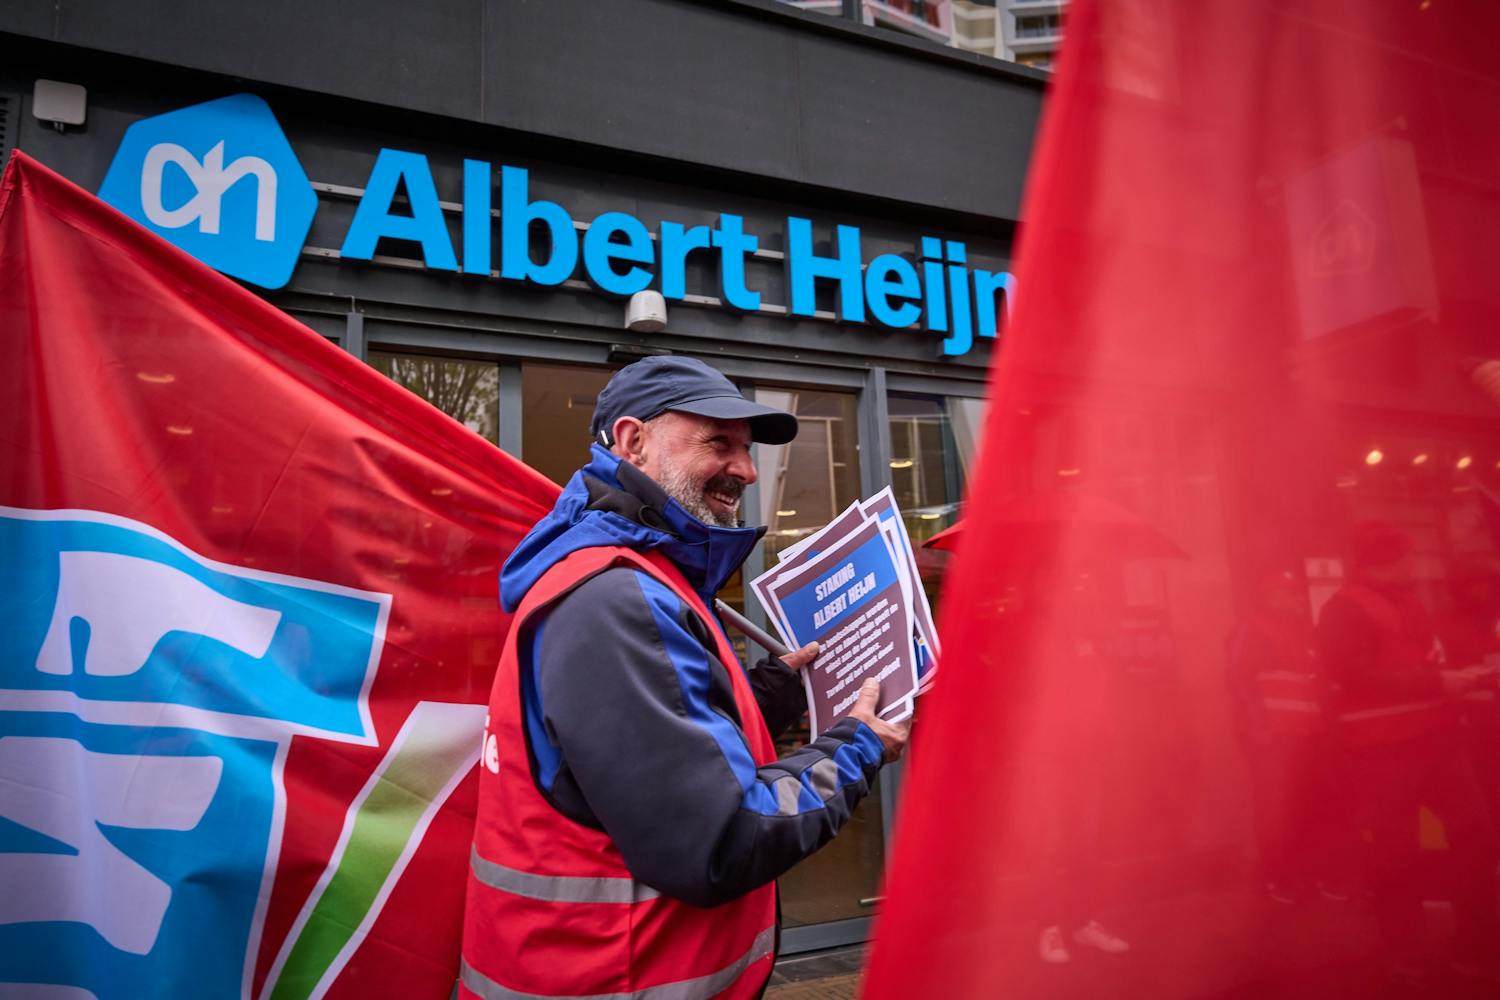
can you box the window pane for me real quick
[754,388,862,563]
[947,396,987,482]
[775,0,1060,70]
[752,385,882,927]
[889,393,988,615]
[889,395,967,543]
[521,362,613,486]
[368,351,498,444]
[776,0,846,15]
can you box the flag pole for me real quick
[715,599,792,660]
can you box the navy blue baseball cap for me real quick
[590,355,798,446]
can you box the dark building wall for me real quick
[2,0,1044,221]
[1,0,1041,388]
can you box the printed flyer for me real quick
[759,518,919,736]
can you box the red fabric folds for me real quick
[867,3,1500,997]
[0,151,558,998]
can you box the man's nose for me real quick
[728,448,757,486]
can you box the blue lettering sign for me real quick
[499,166,578,286]
[99,94,317,290]
[942,240,974,357]
[711,214,762,311]
[973,268,1015,340]
[786,218,865,323]
[582,211,655,296]
[99,96,1016,355]
[463,158,494,276]
[919,237,948,336]
[658,221,713,300]
[864,253,922,329]
[340,149,457,271]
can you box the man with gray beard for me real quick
[462,356,908,999]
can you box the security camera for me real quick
[625,290,667,333]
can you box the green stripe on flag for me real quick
[266,701,482,1000]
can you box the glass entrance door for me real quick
[519,361,613,486]
[370,351,923,943]
[753,386,888,930]
[888,393,988,615]
[368,350,500,444]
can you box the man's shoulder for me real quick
[556,563,653,610]
[547,560,713,650]
[549,561,687,622]
[535,562,715,691]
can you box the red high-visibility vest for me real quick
[1255,670,1324,738]
[1241,611,1324,739]
[1333,583,1452,748]
[460,545,778,1000]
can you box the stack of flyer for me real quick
[750,487,939,737]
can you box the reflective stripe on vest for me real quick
[1255,670,1323,735]
[459,927,775,1000]
[471,845,660,904]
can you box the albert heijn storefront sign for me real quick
[100,93,1012,357]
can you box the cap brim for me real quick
[669,395,799,445]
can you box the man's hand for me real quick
[779,641,820,672]
[848,678,911,764]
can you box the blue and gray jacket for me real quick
[500,444,885,908]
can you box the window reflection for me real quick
[753,385,883,927]
[521,362,612,486]
[369,351,499,444]
[774,0,1067,70]
[754,388,861,561]
[889,396,960,539]
[889,393,987,613]
[777,0,846,16]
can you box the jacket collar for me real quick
[499,445,764,612]
[582,446,763,600]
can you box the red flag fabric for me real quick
[0,151,559,999]
[867,3,1500,998]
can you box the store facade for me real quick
[3,0,1043,952]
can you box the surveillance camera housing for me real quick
[33,80,88,127]
[625,290,667,333]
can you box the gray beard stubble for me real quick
[657,459,742,529]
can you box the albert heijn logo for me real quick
[0,506,389,998]
[99,94,316,290]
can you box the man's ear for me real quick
[612,417,648,466]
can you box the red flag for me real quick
[0,151,559,998]
[867,3,1500,998]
